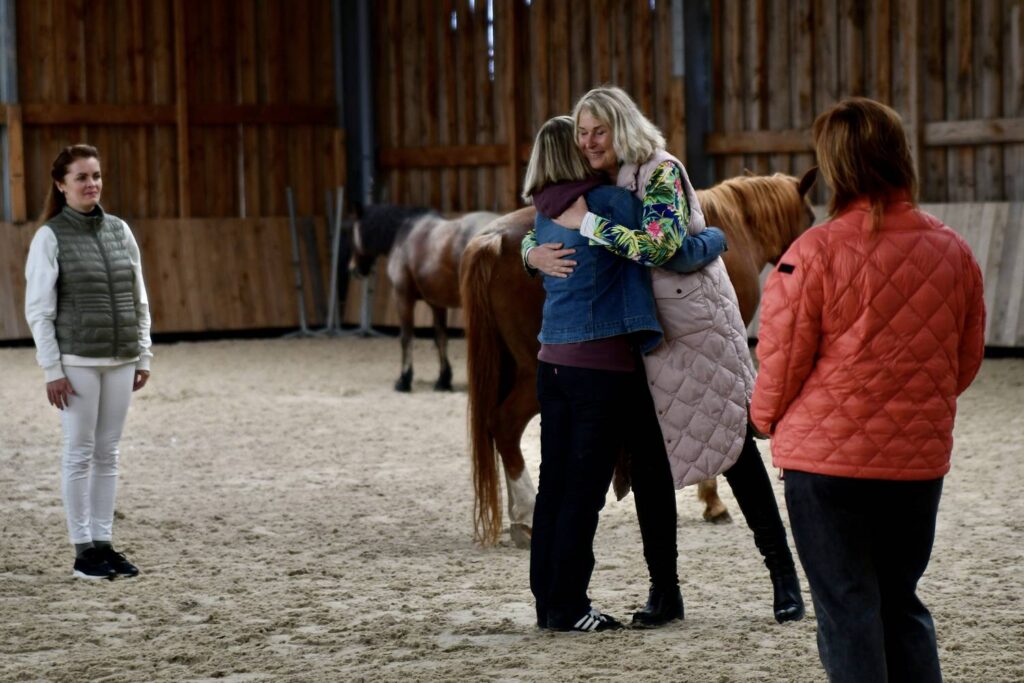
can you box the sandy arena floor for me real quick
[1,337,1021,682]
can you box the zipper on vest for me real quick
[93,229,120,355]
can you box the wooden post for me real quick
[5,103,25,222]
[905,0,924,195]
[173,0,191,218]
[503,0,520,210]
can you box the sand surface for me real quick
[1,337,1021,682]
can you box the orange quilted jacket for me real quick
[750,198,985,480]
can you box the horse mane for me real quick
[696,173,807,261]
[358,204,435,257]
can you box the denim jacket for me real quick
[537,185,728,353]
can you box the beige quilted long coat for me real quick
[618,151,756,488]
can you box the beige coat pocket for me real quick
[651,270,715,339]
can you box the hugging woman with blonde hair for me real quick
[523,115,725,632]
[524,86,804,628]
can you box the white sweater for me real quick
[24,220,153,382]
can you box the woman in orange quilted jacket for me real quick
[751,98,985,683]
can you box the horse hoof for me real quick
[433,380,453,392]
[703,509,733,525]
[394,379,412,392]
[510,524,532,549]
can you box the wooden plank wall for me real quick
[708,0,1024,205]
[375,0,686,214]
[742,203,1024,347]
[7,0,340,222]
[0,217,332,339]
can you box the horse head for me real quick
[348,204,433,278]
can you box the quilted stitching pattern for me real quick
[645,259,756,487]
[751,206,986,480]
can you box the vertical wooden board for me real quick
[790,0,815,186]
[64,0,88,103]
[813,0,838,113]
[837,0,864,97]
[922,0,947,202]
[440,0,460,212]
[766,0,792,176]
[35,0,56,103]
[1002,0,1024,201]
[721,0,744,180]
[946,0,975,201]
[51,0,69,104]
[613,1,631,91]
[551,0,570,115]
[997,202,1024,345]
[743,0,768,174]
[0,224,29,339]
[975,0,1003,201]
[474,0,495,211]
[632,0,653,115]
[530,0,550,134]
[568,0,588,102]
[14,0,36,103]
[865,0,891,103]
[423,0,442,210]
[593,0,612,85]
[457,0,475,209]
[400,0,421,205]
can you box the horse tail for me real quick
[460,231,505,546]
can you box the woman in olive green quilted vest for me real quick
[25,144,152,581]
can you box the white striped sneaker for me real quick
[569,608,624,633]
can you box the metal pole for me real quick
[682,0,714,189]
[0,0,19,223]
[283,187,313,338]
[324,187,345,333]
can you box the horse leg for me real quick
[698,477,733,524]
[394,296,414,392]
[492,370,539,549]
[430,304,453,391]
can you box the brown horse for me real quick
[461,169,818,547]
[351,206,499,391]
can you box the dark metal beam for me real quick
[682,0,713,188]
[340,0,376,211]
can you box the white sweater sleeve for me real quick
[123,221,153,371]
[24,226,64,381]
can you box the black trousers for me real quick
[785,470,944,683]
[625,362,680,589]
[530,362,628,628]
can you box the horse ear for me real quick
[742,168,756,177]
[797,166,818,197]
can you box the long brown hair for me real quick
[812,98,917,230]
[37,144,101,226]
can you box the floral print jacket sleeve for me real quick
[588,161,688,267]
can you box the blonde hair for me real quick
[522,116,597,201]
[812,97,917,230]
[572,86,665,165]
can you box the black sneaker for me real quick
[98,547,140,578]
[557,608,624,633]
[72,547,116,580]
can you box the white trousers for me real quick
[60,364,135,544]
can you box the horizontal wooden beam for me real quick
[925,117,1024,146]
[379,143,533,169]
[705,129,813,154]
[17,103,337,126]
[190,104,336,125]
[706,117,1024,155]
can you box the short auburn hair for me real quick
[812,97,918,230]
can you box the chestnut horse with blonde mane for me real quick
[461,169,818,547]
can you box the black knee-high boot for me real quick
[722,428,805,623]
